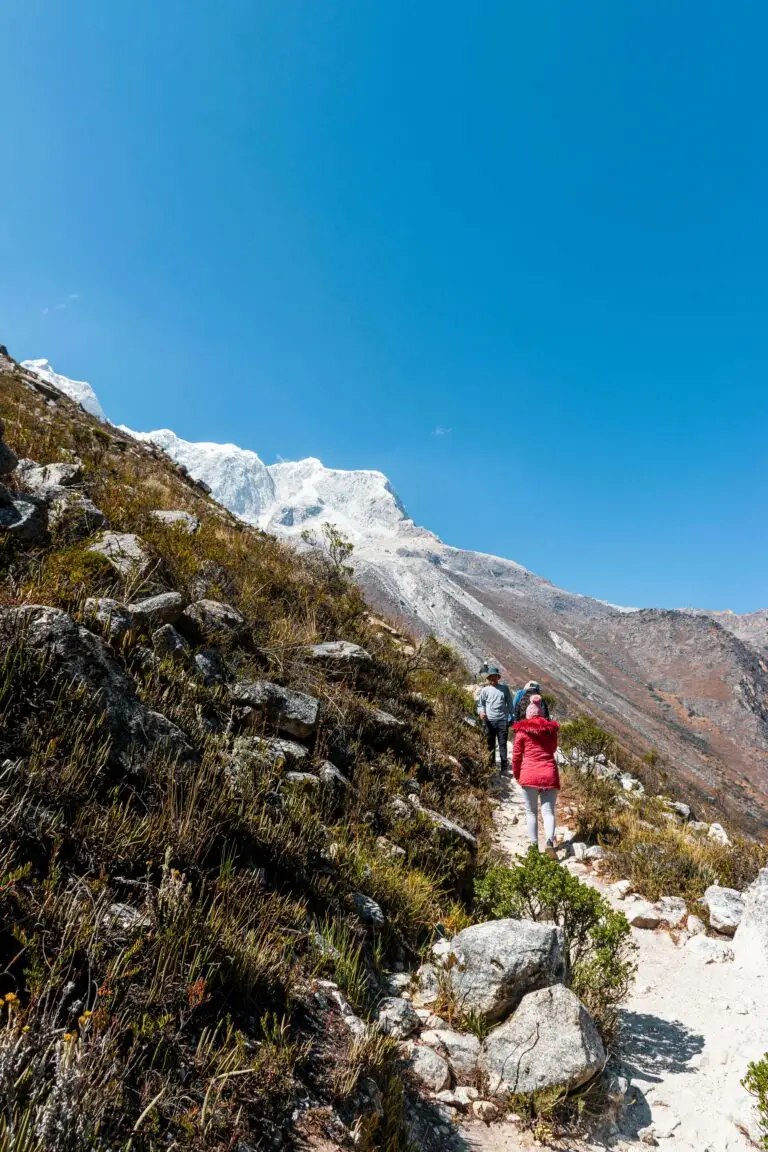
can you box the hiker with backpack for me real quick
[512,693,560,857]
[513,679,550,723]
[476,664,514,774]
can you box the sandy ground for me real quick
[455,768,767,1152]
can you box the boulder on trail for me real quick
[626,901,661,930]
[128,591,186,628]
[179,598,247,643]
[733,868,768,973]
[446,918,565,1023]
[419,1029,481,1085]
[303,640,374,680]
[409,1045,450,1093]
[1,606,190,768]
[150,509,200,533]
[480,984,605,1098]
[654,896,687,926]
[702,885,744,936]
[89,532,153,579]
[230,679,320,740]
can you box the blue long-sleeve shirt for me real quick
[477,682,513,723]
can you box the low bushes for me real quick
[743,1055,768,1150]
[475,849,636,1039]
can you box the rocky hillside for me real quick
[0,347,506,1150]
[21,355,768,834]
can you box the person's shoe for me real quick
[545,839,558,861]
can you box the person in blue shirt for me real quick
[476,665,514,773]
[513,680,550,723]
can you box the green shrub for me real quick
[475,849,636,1038]
[559,716,616,761]
[743,1054,768,1149]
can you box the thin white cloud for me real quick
[41,293,81,316]
[432,425,452,437]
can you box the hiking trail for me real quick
[456,770,766,1152]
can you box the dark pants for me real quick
[485,719,509,770]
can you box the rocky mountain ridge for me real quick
[19,356,768,830]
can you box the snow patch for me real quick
[21,359,105,420]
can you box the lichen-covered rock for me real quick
[352,892,385,926]
[230,679,319,740]
[48,491,107,541]
[129,591,186,627]
[376,996,420,1039]
[481,984,605,1098]
[1,606,190,769]
[447,918,565,1022]
[232,735,309,769]
[303,640,374,680]
[88,532,153,579]
[702,885,744,936]
[151,509,200,533]
[194,648,227,686]
[318,762,350,791]
[283,771,320,789]
[17,460,82,498]
[83,597,134,642]
[376,836,406,861]
[409,1045,450,1093]
[152,624,193,665]
[179,599,247,643]
[0,495,49,544]
[419,1029,481,1085]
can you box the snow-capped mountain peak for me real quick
[21,359,105,420]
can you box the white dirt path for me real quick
[457,771,767,1152]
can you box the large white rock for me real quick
[481,985,605,1098]
[447,919,565,1022]
[376,996,420,1039]
[702,885,745,937]
[654,896,687,926]
[733,868,768,973]
[708,822,731,847]
[686,934,734,964]
[627,901,661,930]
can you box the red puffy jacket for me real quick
[512,718,560,789]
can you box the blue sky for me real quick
[2,1,767,612]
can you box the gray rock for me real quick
[89,532,153,579]
[669,800,692,822]
[654,896,687,926]
[230,679,319,740]
[83,597,134,642]
[420,1029,481,1085]
[151,509,200,533]
[376,836,406,861]
[318,762,350,791]
[627,901,661,929]
[571,842,589,860]
[733,868,768,973]
[413,964,441,1006]
[472,1100,500,1123]
[104,902,150,933]
[708,822,731,846]
[481,984,605,1098]
[419,807,477,850]
[152,624,193,665]
[0,495,48,544]
[129,591,186,627]
[370,707,405,730]
[376,996,420,1039]
[283,771,320,788]
[0,439,18,476]
[232,735,309,769]
[447,918,566,1022]
[1,606,190,768]
[16,460,82,498]
[179,599,247,643]
[584,845,606,861]
[388,797,413,821]
[687,914,706,935]
[194,648,226,686]
[409,1045,451,1093]
[303,640,374,679]
[352,892,385,926]
[688,820,710,834]
[702,885,744,936]
[48,491,107,540]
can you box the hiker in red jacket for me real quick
[511,694,560,858]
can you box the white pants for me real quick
[522,787,557,846]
